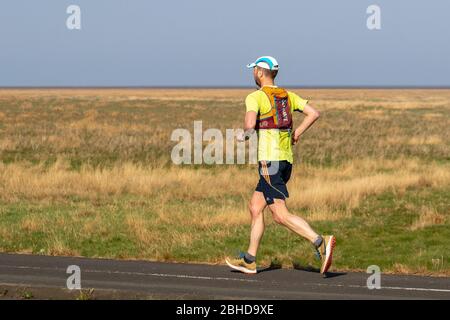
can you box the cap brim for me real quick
[246,63,256,69]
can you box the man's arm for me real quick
[237,111,257,141]
[292,104,320,145]
[244,111,257,131]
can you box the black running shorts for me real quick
[255,160,292,205]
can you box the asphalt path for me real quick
[0,253,449,299]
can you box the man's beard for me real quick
[254,76,261,88]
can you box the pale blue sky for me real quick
[1,0,449,87]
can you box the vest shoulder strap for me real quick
[258,87,289,117]
[260,86,289,107]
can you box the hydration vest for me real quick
[255,87,293,131]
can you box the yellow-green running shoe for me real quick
[315,235,336,274]
[225,253,257,274]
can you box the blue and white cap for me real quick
[246,56,279,71]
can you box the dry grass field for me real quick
[0,88,449,275]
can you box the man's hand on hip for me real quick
[292,129,301,145]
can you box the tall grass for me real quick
[1,158,448,221]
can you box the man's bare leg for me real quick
[268,198,336,274]
[268,199,319,243]
[224,191,266,274]
[247,191,267,257]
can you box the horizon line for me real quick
[1,85,450,90]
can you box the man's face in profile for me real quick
[253,67,262,88]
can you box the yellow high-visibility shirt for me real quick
[245,86,308,163]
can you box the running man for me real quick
[226,56,335,274]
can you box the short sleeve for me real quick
[245,94,259,113]
[289,92,309,112]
